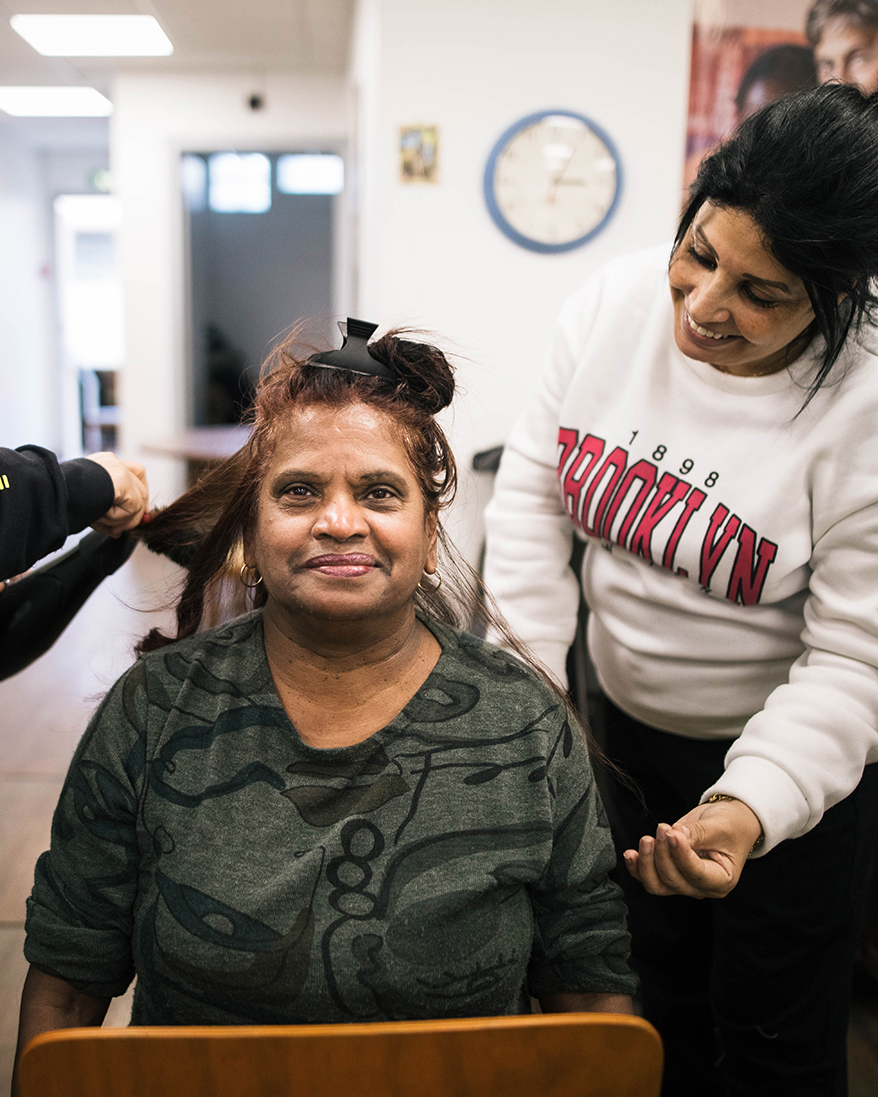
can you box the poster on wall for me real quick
[399,125,439,184]
[685,0,878,194]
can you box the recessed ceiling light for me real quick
[0,86,113,117]
[10,14,173,57]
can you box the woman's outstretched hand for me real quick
[623,797,763,899]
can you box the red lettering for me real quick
[699,505,741,587]
[662,488,707,571]
[601,460,657,545]
[726,525,778,605]
[630,473,691,563]
[583,447,627,538]
[556,427,579,482]
[561,434,605,526]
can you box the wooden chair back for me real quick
[19,1012,662,1097]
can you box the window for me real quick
[207,152,271,213]
[276,153,344,195]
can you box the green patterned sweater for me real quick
[25,612,634,1024]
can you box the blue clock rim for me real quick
[483,108,623,254]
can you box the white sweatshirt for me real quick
[483,246,878,852]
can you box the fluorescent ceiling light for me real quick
[10,14,173,57]
[0,86,112,117]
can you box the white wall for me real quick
[0,131,54,449]
[351,0,694,565]
[0,123,111,457]
[111,72,349,505]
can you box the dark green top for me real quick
[25,612,634,1023]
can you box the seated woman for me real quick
[15,321,635,1057]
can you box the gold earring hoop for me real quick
[240,564,263,589]
[419,569,443,592]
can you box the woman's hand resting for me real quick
[623,797,764,899]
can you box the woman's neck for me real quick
[262,604,441,748]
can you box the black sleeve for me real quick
[0,446,114,579]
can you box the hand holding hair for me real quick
[85,452,150,536]
[623,796,764,899]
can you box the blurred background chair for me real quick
[19,1012,663,1097]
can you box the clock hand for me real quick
[548,144,577,204]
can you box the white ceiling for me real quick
[0,1,355,84]
[0,1,354,146]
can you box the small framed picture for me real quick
[399,125,439,183]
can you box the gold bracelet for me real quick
[706,793,766,857]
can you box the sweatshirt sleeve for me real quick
[483,278,605,686]
[527,712,635,998]
[705,383,878,851]
[0,446,114,579]
[24,661,149,997]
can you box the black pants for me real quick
[599,697,878,1097]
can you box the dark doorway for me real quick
[182,151,340,425]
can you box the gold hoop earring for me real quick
[240,563,263,589]
[419,569,442,592]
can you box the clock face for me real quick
[484,110,622,253]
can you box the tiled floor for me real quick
[1,540,877,1094]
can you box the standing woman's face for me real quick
[244,401,437,630]
[668,203,815,377]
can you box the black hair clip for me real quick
[310,318,394,380]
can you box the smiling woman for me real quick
[244,399,442,747]
[669,203,816,377]
[484,82,878,1096]
[12,321,635,1087]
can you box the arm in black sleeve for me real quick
[0,446,114,580]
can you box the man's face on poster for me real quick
[814,16,878,94]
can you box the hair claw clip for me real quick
[311,318,395,379]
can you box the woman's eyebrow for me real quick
[270,468,318,484]
[695,224,792,294]
[355,470,410,489]
[268,468,410,489]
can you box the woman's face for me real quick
[814,17,878,94]
[244,401,437,630]
[669,202,815,377]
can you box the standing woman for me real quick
[484,83,878,1096]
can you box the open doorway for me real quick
[181,150,342,426]
[53,193,124,456]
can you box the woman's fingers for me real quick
[625,798,762,899]
[628,825,706,897]
[624,829,690,896]
[624,825,721,897]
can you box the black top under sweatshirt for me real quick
[0,446,114,580]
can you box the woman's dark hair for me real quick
[677,82,878,407]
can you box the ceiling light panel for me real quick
[0,86,113,116]
[10,14,173,57]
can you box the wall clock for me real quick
[483,109,622,254]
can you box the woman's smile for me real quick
[683,311,737,344]
[305,552,378,577]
